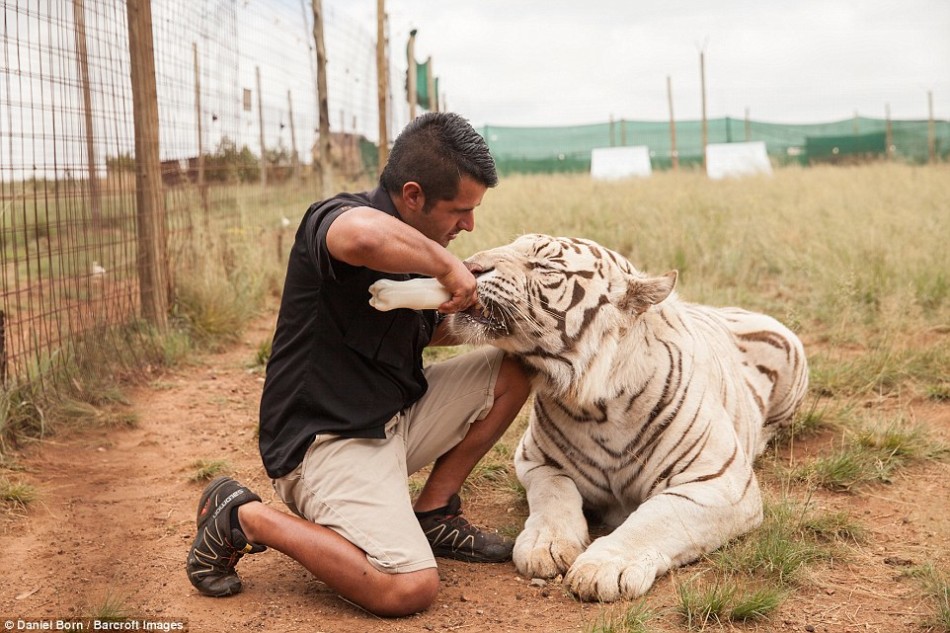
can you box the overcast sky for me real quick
[331,0,950,127]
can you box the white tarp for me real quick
[590,146,652,180]
[705,141,773,180]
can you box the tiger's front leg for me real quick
[564,462,764,602]
[512,430,590,579]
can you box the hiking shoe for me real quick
[186,476,266,597]
[417,494,513,563]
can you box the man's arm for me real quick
[325,207,476,313]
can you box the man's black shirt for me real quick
[258,187,437,479]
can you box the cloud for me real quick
[340,0,949,126]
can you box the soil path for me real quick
[2,312,948,632]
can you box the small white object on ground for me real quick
[368,277,452,311]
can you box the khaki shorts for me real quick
[272,346,505,574]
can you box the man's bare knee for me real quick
[370,568,440,617]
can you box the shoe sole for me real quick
[432,546,513,564]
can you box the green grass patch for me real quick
[56,399,138,429]
[774,396,839,444]
[0,381,50,453]
[800,510,867,544]
[0,476,38,509]
[190,459,231,482]
[669,496,860,627]
[81,587,136,624]
[253,338,272,367]
[586,600,656,633]
[793,416,946,491]
[926,383,950,402]
[676,576,785,629]
[712,499,838,585]
[798,447,886,492]
[904,564,950,632]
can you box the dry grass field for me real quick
[1,162,948,632]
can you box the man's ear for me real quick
[620,270,678,315]
[401,181,425,213]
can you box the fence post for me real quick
[928,91,936,164]
[700,51,708,172]
[311,0,332,196]
[256,66,267,188]
[426,56,436,112]
[407,29,418,120]
[376,0,389,168]
[667,76,678,171]
[0,310,7,386]
[126,0,168,331]
[193,42,208,214]
[885,104,894,160]
[73,0,101,225]
[288,90,299,178]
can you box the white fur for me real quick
[449,234,809,602]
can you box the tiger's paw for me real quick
[564,549,665,602]
[513,525,586,579]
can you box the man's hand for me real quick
[435,259,477,313]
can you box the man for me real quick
[185,112,531,617]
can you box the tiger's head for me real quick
[447,234,677,399]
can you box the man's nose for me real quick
[459,210,475,232]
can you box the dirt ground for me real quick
[2,312,948,633]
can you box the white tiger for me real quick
[446,234,808,602]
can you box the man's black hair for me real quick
[379,112,498,208]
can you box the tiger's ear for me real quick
[621,270,678,315]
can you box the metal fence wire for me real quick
[1,0,394,392]
[2,1,945,400]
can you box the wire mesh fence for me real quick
[0,0,397,395]
[3,0,944,408]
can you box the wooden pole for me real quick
[609,115,615,147]
[193,42,208,213]
[288,90,299,178]
[340,109,347,175]
[376,0,389,168]
[426,56,436,112]
[744,107,751,142]
[352,114,359,176]
[256,66,267,188]
[126,0,168,331]
[885,103,894,160]
[311,0,331,195]
[0,310,6,386]
[700,51,708,173]
[73,0,101,223]
[407,29,417,120]
[928,90,936,164]
[667,75,678,171]
[301,0,319,171]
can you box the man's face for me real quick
[403,176,487,247]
